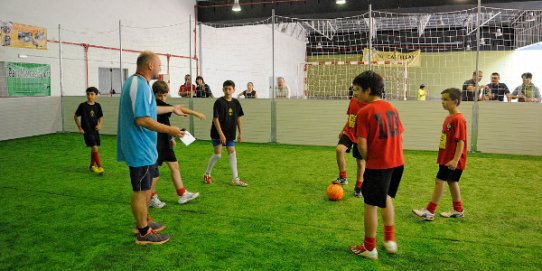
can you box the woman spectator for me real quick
[238,82,258,99]
[195,76,213,98]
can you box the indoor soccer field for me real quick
[2,0,542,270]
[1,134,541,270]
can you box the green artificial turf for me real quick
[0,133,541,270]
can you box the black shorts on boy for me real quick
[157,148,177,166]
[338,134,363,160]
[84,131,100,147]
[436,165,463,182]
[129,164,159,192]
[361,166,404,208]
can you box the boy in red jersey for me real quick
[332,93,366,198]
[413,88,467,221]
[350,71,404,260]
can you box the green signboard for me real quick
[7,62,51,96]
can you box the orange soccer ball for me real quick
[326,183,344,201]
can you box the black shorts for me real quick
[157,148,177,166]
[84,131,100,147]
[436,165,463,182]
[362,166,404,208]
[338,134,362,160]
[129,164,159,192]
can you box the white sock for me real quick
[205,154,221,175]
[229,152,238,180]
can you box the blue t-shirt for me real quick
[117,75,158,167]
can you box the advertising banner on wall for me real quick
[0,20,47,49]
[7,62,51,96]
[363,48,421,67]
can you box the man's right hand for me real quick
[79,128,85,134]
[168,127,185,138]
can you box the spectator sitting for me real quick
[274,76,290,99]
[195,76,213,98]
[238,82,258,99]
[484,72,510,102]
[178,74,196,98]
[510,72,541,103]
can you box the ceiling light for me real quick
[18,54,28,58]
[438,16,445,26]
[232,0,241,12]
[525,12,536,22]
[480,38,486,45]
[336,0,346,5]
[494,28,503,37]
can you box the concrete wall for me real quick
[0,97,61,141]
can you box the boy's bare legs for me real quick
[430,179,447,205]
[149,177,166,208]
[356,159,365,184]
[413,178,445,220]
[167,161,184,189]
[381,196,394,226]
[448,181,462,203]
[336,144,347,175]
[441,181,464,217]
[364,203,378,249]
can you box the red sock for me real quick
[177,187,186,196]
[427,202,437,214]
[151,192,157,197]
[339,171,347,179]
[92,150,102,167]
[384,225,395,242]
[364,236,376,251]
[355,181,363,188]
[90,150,95,167]
[453,201,463,212]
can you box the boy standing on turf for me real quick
[74,87,104,175]
[148,80,204,208]
[333,92,366,197]
[203,80,249,187]
[413,88,467,221]
[350,71,404,260]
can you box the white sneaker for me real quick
[412,208,435,221]
[440,209,464,218]
[231,178,249,187]
[178,191,200,205]
[383,241,398,254]
[350,245,378,260]
[149,194,166,209]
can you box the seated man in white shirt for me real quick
[274,76,290,99]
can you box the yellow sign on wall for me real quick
[1,20,47,50]
[363,48,420,67]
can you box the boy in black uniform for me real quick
[203,80,249,187]
[148,80,204,208]
[74,87,104,174]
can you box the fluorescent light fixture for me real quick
[480,38,486,45]
[232,0,241,12]
[336,0,346,5]
[494,28,503,37]
[18,54,28,58]
[525,12,536,22]
[438,16,445,26]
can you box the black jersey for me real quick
[211,97,244,140]
[156,99,173,150]
[241,90,257,99]
[75,102,103,133]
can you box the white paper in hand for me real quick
[179,131,196,146]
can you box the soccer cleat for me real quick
[412,208,435,221]
[132,221,166,234]
[231,178,249,187]
[149,194,166,209]
[90,165,100,174]
[203,174,212,184]
[135,228,170,245]
[97,167,105,175]
[440,209,464,218]
[178,191,200,205]
[383,241,398,254]
[333,177,348,185]
[350,245,378,260]
[354,186,363,197]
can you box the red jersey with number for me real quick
[437,113,468,170]
[343,99,367,143]
[355,100,404,169]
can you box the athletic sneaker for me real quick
[90,165,100,174]
[132,220,166,234]
[203,174,212,184]
[135,228,170,245]
[97,167,105,175]
[354,186,363,197]
[333,177,348,185]
[178,191,200,205]
[231,178,249,187]
[350,245,378,260]
[383,241,398,254]
[412,208,435,221]
[149,194,166,209]
[440,209,464,218]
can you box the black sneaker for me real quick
[354,186,363,197]
[135,228,170,245]
[332,177,348,185]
